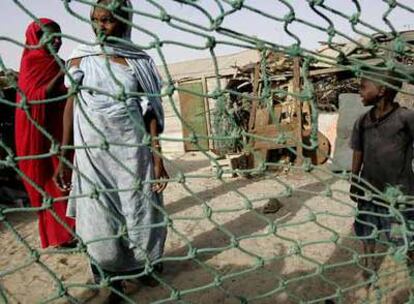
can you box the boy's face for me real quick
[359,78,383,106]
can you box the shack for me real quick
[158,50,259,153]
[218,31,414,170]
[158,30,414,175]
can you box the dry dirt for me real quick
[0,152,411,304]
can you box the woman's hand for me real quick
[152,157,169,193]
[53,161,72,192]
[55,95,75,192]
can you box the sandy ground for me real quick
[0,152,412,304]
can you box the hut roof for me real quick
[158,49,259,82]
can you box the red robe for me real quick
[15,18,75,248]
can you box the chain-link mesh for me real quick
[1,0,414,303]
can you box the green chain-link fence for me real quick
[1,0,414,303]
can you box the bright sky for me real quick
[0,0,413,70]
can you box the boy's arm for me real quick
[349,116,364,175]
[351,150,363,176]
[349,117,364,202]
[350,149,363,202]
[403,109,414,140]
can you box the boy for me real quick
[350,68,414,280]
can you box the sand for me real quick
[0,152,411,304]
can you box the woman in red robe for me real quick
[15,18,75,248]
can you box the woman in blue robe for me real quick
[56,1,168,301]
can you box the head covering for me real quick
[91,0,133,40]
[15,18,66,169]
[71,0,146,58]
[17,18,63,101]
[68,0,165,132]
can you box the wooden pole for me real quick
[201,74,213,150]
[248,63,261,132]
[293,57,303,165]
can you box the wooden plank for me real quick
[308,58,383,77]
[254,148,268,168]
[253,139,297,150]
[270,104,283,124]
[254,108,270,128]
[252,124,297,136]
[177,81,209,151]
